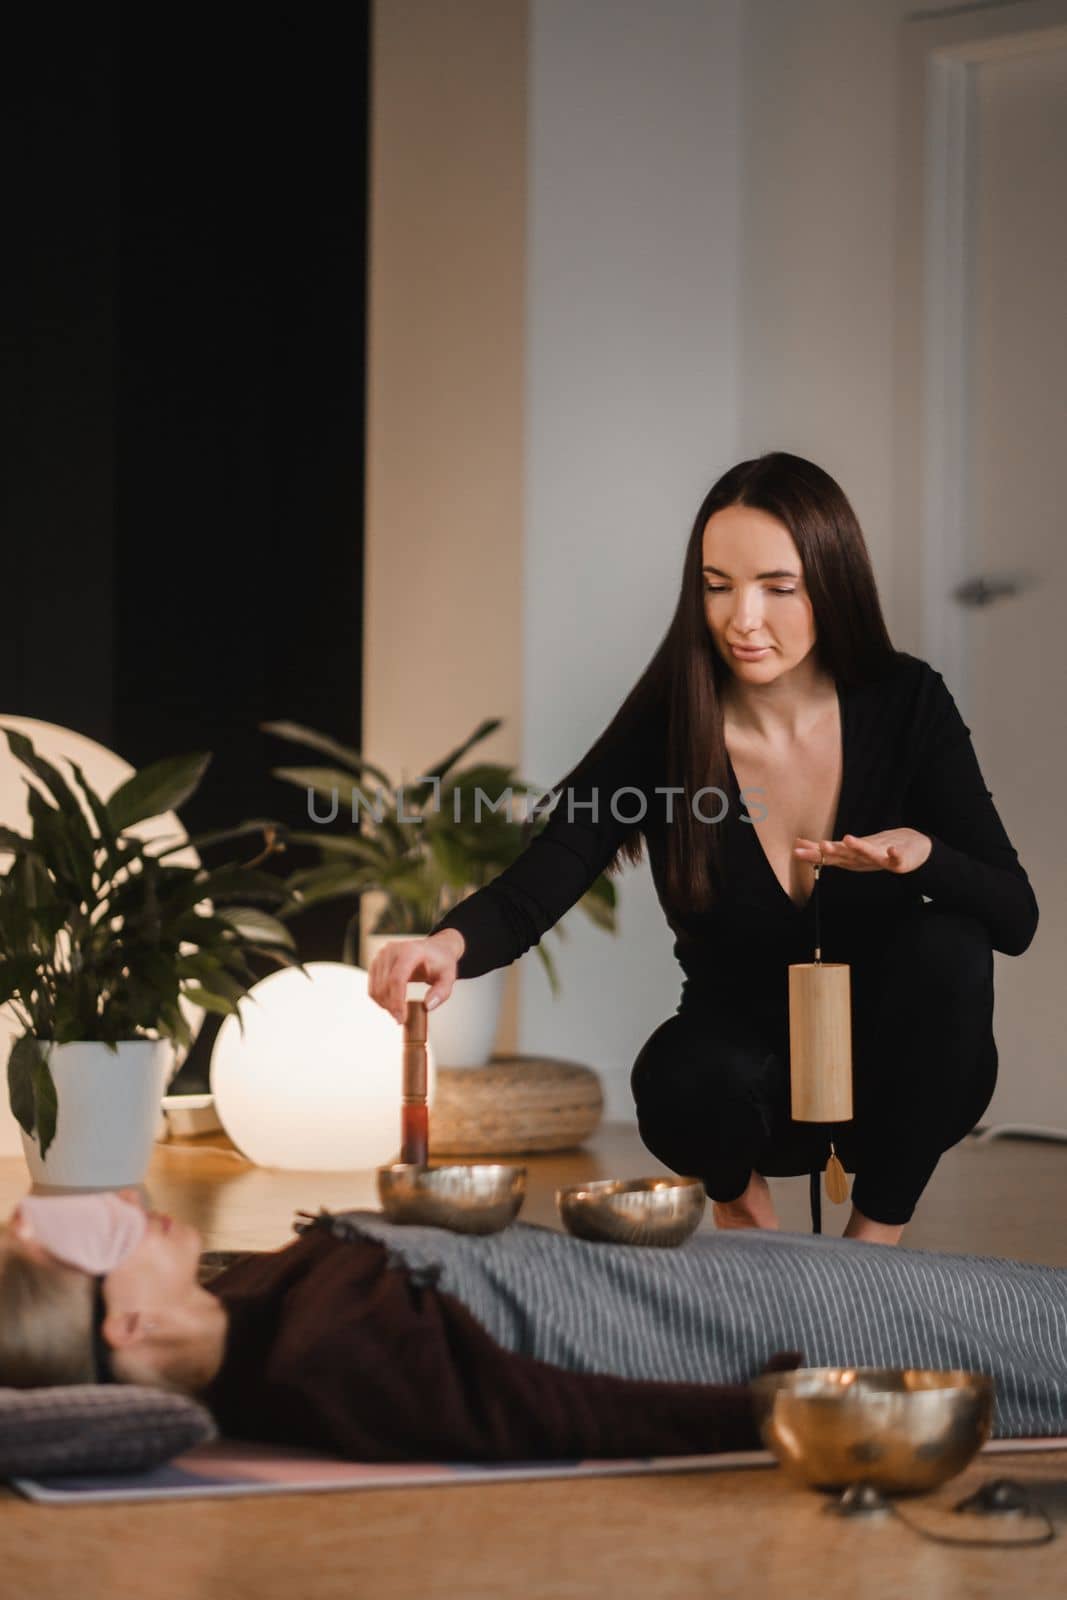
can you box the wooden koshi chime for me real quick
[788,864,852,1205]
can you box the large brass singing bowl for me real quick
[749,1367,995,1494]
[377,1162,526,1234]
[556,1176,706,1246]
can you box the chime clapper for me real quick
[400,997,429,1167]
[789,861,851,1206]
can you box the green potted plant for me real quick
[0,726,303,1187]
[261,716,618,1066]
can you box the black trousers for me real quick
[630,904,999,1227]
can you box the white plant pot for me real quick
[362,933,505,1068]
[19,1039,172,1190]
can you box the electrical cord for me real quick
[826,1478,1057,1547]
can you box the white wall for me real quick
[740,0,1012,643]
[519,0,743,1117]
[739,0,909,626]
[364,0,528,1053]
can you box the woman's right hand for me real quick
[367,929,466,1024]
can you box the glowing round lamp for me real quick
[209,961,436,1170]
[0,715,206,1156]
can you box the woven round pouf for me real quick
[430,1054,604,1156]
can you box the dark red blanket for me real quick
[199,1224,801,1462]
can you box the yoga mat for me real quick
[11,1435,1067,1506]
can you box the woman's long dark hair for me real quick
[538,451,896,919]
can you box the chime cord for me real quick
[809,863,824,1235]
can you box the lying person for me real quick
[1,1190,1065,1464]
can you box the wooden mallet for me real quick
[400,997,429,1167]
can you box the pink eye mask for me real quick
[12,1192,148,1275]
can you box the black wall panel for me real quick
[3,4,371,1085]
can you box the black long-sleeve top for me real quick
[429,651,1039,993]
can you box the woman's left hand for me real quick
[793,827,932,876]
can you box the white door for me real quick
[897,5,1067,1134]
[964,36,1067,1131]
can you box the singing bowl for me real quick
[749,1367,995,1494]
[556,1176,706,1246]
[376,1162,526,1233]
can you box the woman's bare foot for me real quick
[711,1169,779,1231]
[842,1204,904,1246]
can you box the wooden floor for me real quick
[2,1125,1066,1599]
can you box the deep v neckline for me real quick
[724,678,849,915]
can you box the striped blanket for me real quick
[322,1212,1067,1439]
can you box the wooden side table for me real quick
[430,1053,604,1156]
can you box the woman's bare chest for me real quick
[724,705,844,908]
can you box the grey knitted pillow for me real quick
[0,1385,216,1478]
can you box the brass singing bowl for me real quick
[556,1176,706,1247]
[376,1162,526,1234]
[749,1367,995,1494]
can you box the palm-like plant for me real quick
[262,716,618,995]
[0,727,304,1157]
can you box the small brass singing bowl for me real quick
[749,1367,995,1495]
[556,1176,706,1247]
[376,1163,526,1234]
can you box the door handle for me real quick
[952,574,1027,608]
